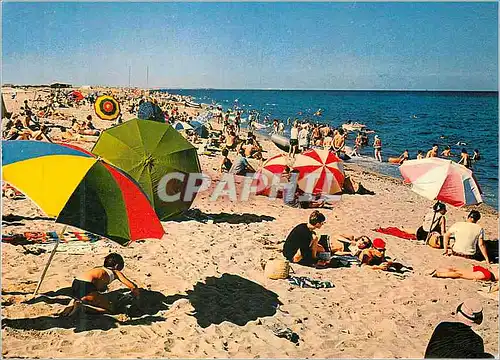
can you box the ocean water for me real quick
[165,89,498,209]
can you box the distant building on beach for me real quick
[50,82,72,89]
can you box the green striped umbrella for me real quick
[92,119,201,220]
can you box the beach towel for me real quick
[330,254,361,267]
[373,227,417,240]
[287,276,334,289]
[2,231,101,245]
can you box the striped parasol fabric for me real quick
[292,149,344,195]
[2,140,164,245]
[95,95,121,121]
[253,154,289,196]
[399,158,482,207]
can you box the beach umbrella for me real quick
[253,154,289,196]
[94,95,121,121]
[137,101,164,123]
[2,140,165,294]
[69,90,84,102]
[292,149,344,195]
[174,121,194,132]
[399,158,482,207]
[190,120,209,138]
[92,119,201,220]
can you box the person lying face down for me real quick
[430,264,498,282]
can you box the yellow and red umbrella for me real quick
[292,149,344,195]
[253,154,289,196]
[94,95,121,121]
[2,140,164,245]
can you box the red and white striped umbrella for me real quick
[253,154,289,196]
[399,158,482,207]
[292,149,344,195]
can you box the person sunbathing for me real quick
[430,265,498,282]
[329,234,372,257]
[59,253,141,316]
[29,124,52,142]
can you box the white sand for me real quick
[1,88,498,358]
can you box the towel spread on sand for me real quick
[287,276,334,289]
[2,231,101,245]
[373,227,417,240]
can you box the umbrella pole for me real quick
[33,226,67,296]
[424,210,437,245]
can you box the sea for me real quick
[164,89,498,209]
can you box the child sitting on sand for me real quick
[60,253,140,316]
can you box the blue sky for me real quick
[2,2,498,90]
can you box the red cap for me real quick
[372,238,386,250]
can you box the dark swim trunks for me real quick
[71,279,98,299]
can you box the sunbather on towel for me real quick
[329,234,372,257]
[358,238,413,272]
[430,265,498,282]
[59,253,141,316]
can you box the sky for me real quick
[2,2,498,90]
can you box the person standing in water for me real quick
[373,135,382,162]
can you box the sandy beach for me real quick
[1,87,498,358]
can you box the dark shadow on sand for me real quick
[171,209,275,224]
[3,274,281,332]
[185,273,282,328]
[2,214,54,223]
[3,289,181,333]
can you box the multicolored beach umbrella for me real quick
[2,140,164,245]
[94,95,121,121]
[292,149,344,195]
[399,158,482,207]
[253,154,289,196]
[92,119,201,220]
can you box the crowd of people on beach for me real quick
[2,87,497,358]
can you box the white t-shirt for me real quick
[290,127,299,140]
[449,221,484,255]
[298,128,309,147]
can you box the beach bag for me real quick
[264,258,290,280]
[427,232,442,249]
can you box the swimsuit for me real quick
[101,267,116,282]
[71,267,115,299]
[71,279,97,299]
[472,265,493,281]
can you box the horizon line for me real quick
[2,84,497,92]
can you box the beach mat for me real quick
[373,227,416,240]
[2,231,101,246]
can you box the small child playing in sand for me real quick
[60,253,140,316]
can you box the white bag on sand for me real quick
[264,258,290,280]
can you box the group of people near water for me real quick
[394,143,481,168]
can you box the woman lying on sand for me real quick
[59,253,141,316]
[430,265,498,282]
